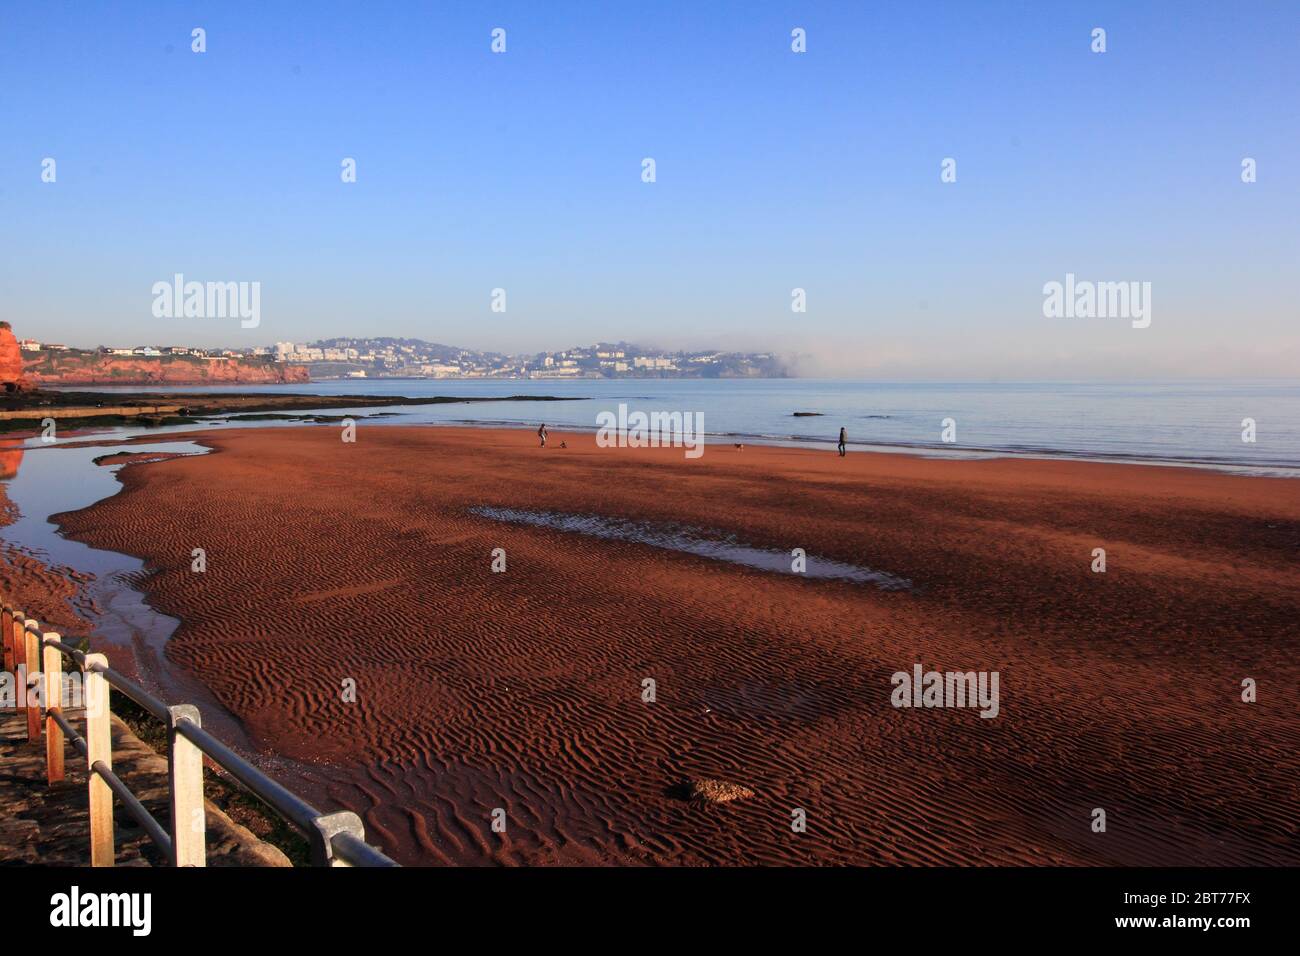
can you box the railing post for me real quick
[23,621,41,742]
[310,810,367,867]
[9,609,24,717]
[167,706,207,867]
[1,607,13,687]
[84,653,114,867]
[43,632,64,785]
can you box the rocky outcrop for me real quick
[0,324,32,393]
[22,351,310,386]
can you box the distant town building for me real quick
[420,364,461,377]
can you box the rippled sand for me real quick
[43,425,1300,866]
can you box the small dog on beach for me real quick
[559,441,567,449]
[733,443,744,451]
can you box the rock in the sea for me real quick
[0,323,32,393]
[690,779,755,804]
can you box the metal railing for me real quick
[1,600,398,868]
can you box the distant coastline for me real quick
[19,335,792,384]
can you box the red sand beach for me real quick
[25,425,1300,865]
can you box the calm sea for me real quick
[63,379,1300,475]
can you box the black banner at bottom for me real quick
[2,865,1283,944]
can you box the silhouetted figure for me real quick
[538,423,548,447]
[838,427,847,457]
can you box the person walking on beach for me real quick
[838,426,847,457]
[538,423,548,447]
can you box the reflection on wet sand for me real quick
[0,440,24,480]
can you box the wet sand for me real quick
[41,425,1300,865]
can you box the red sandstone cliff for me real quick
[0,324,33,392]
[22,352,311,386]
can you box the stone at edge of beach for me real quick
[690,779,756,804]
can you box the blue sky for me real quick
[1,1,1297,378]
